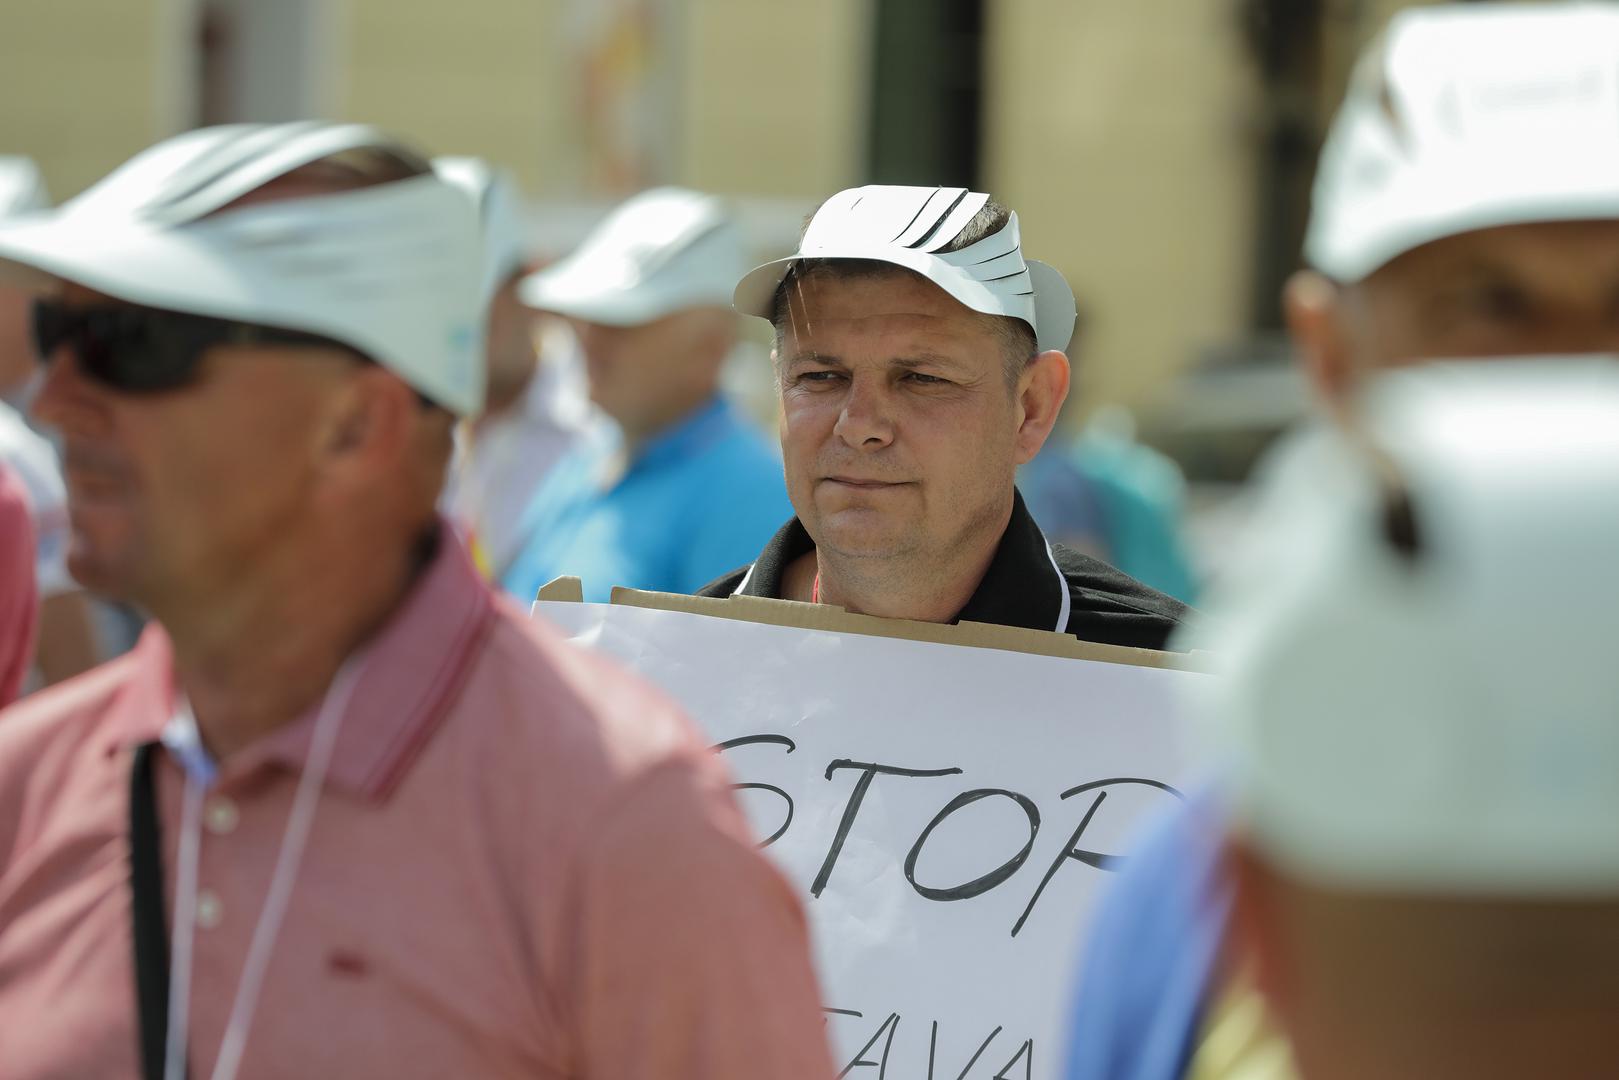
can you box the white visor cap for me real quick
[520,186,747,326]
[734,185,1077,354]
[0,157,49,218]
[0,122,485,415]
[1308,3,1619,282]
[1198,358,1619,896]
[434,156,527,306]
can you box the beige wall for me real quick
[0,0,188,201]
[984,0,1260,412]
[336,0,569,197]
[677,0,869,199]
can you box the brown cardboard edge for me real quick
[534,576,1211,673]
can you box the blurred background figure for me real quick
[435,156,597,582]
[0,462,38,705]
[1212,362,1619,1080]
[501,187,790,603]
[1020,307,1198,603]
[0,155,100,689]
[1064,6,1619,1079]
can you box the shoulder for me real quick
[0,654,152,854]
[463,598,713,794]
[1055,545,1191,651]
[1064,785,1231,1080]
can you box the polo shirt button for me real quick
[203,797,239,835]
[196,890,224,929]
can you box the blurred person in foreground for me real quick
[0,155,100,685]
[501,187,790,604]
[1019,305,1198,602]
[700,185,1186,647]
[1064,5,1619,1078]
[0,462,37,703]
[1213,361,1619,1078]
[0,122,832,1079]
[433,157,596,581]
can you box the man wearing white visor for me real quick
[1065,6,1619,1079]
[0,155,102,687]
[501,187,791,604]
[434,157,595,580]
[700,185,1186,647]
[0,123,833,1079]
[1218,362,1619,1079]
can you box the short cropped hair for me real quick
[770,197,1040,387]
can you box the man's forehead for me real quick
[779,269,984,330]
[1371,218,1619,283]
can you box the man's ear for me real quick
[316,367,417,488]
[1284,270,1355,414]
[1014,349,1071,465]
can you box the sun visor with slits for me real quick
[0,122,485,416]
[733,185,1077,354]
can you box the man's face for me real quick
[484,271,539,408]
[776,270,1059,563]
[1292,220,1619,403]
[0,283,35,395]
[572,308,729,436]
[30,284,355,604]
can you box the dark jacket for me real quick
[698,490,1188,651]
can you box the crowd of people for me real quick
[0,3,1616,1078]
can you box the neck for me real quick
[617,386,718,453]
[153,520,434,761]
[481,365,534,421]
[802,498,1012,623]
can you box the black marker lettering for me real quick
[1010,777,1183,937]
[837,1012,900,1077]
[992,1040,1033,1080]
[954,1025,1002,1080]
[812,759,962,898]
[904,788,1040,901]
[713,734,797,846]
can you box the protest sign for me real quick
[537,583,1207,1079]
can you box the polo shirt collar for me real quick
[733,488,1071,634]
[116,519,497,803]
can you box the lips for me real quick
[823,476,912,488]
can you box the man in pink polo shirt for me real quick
[0,461,37,703]
[0,123,832,1079]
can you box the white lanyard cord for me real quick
[164,650,368,1080]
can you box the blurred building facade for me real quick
[0,0,1483,416]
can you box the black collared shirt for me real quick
[698,489,1189,651]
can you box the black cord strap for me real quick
[130,741,178,1080]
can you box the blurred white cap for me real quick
[433,156,526,305]
[1199,358,1619,895]
[0,122,485,415]
[520,186,745,325]
[0,157,48,218]
[1307,3,1619,282]
[734,185,1077,354]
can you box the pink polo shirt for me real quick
[0,526,833,1079]
[0,464,37,705]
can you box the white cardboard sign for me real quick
[537,598,1202,1080]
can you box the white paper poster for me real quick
[538,600,1203,1079]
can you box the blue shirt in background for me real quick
[1063,785,1230,1080]
[501,396,792,605]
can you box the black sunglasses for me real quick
[32,300,365,394]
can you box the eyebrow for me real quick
[781,352,968,370]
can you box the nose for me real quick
[30,345,110,437]
[833,373,896,450]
